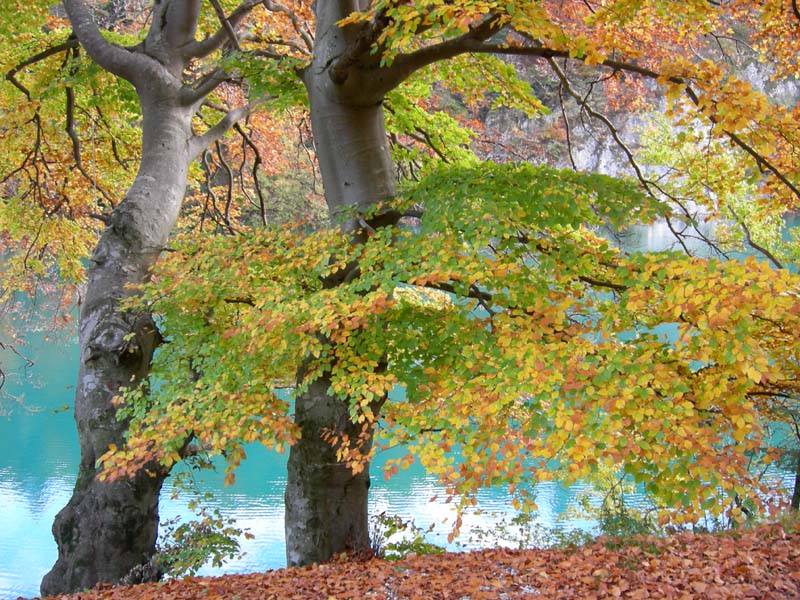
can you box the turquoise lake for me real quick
[0,220,790,599]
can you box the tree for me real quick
[96,0,800,571]
[5,0,799,581]
[0,0,269,593]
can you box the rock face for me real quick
[481,56,799,179]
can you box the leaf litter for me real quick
[36,523,800,600]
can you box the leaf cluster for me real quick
[101,158,800,529]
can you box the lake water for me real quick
[0,220,786,599]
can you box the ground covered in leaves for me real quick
[40,523,800,600]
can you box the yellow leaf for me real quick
[744,365,762,383]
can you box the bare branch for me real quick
[190,99,265,158]
[183,0,265,59]
[233,122,269,226]
[556,81,578,171]
[215,140,239,234]
[727,205,784,269]
[63,46,116,208]
[63,0,143,82]
[547,58,654,187]
[180,67,230,106]
[354,13,506,97]
[384,104,450,162]
[263,0,314,53]
[488,35,800,201]
[208,0,242,52]
[5,36,80,101]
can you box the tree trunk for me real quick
[282,96,388,558]
[282,3,395,566]
[41,104,195,595]
[43,0,257,592]
[284,377,373,566]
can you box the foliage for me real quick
[154,507,250,578]
[39,523,800,599]
[370,512,444,560]
[637,116,790,265]
[0,24,140,300]
[4,0,800,573]
[103,155,800,529]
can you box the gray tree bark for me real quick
[284,377,374,565]
[284,2,515,566]
[284,2,396,567]
[42,0,257,593]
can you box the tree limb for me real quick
[62,0,143,82]
[412,29,800,203]
[183,0,266,58]
[727,205,784,269]
[180,67,230,106]
[189,100,264,158]
[263,0,314,53]
[361,14,506,98]
[5,36,80,100]
[494,35,799,201]
[164,0,202,49]
[208,0,242,51]
[234,122,269,226]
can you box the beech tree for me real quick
[0,0,276,593]
[4,0,799,588]
[97,0,800,571]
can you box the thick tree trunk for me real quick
[282,4,395,566]
[44,0,256,592]
[41,105,194,595]
[306,93,395,226]
[285,377,373,566]
[285,95,394,566]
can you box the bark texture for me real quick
[285,378,373,566]
[43,0,255,593]
[283,2,394,566]
[42,106,194,595]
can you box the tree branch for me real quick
[234,122,269,226]
[62,45,116,208]
[183,0,265,58]
[189,99,264,159]
[5,36,80,100]
[164,0,201,49]
[363,14,506,97]
[62,0,142,82]
[214,140,239,234]
[455,34,800,202]
[727,205,784,269]
[208,0,242,51]
[180,67,230,106]
[263,0,314,53]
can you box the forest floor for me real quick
[39,522,800,600]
